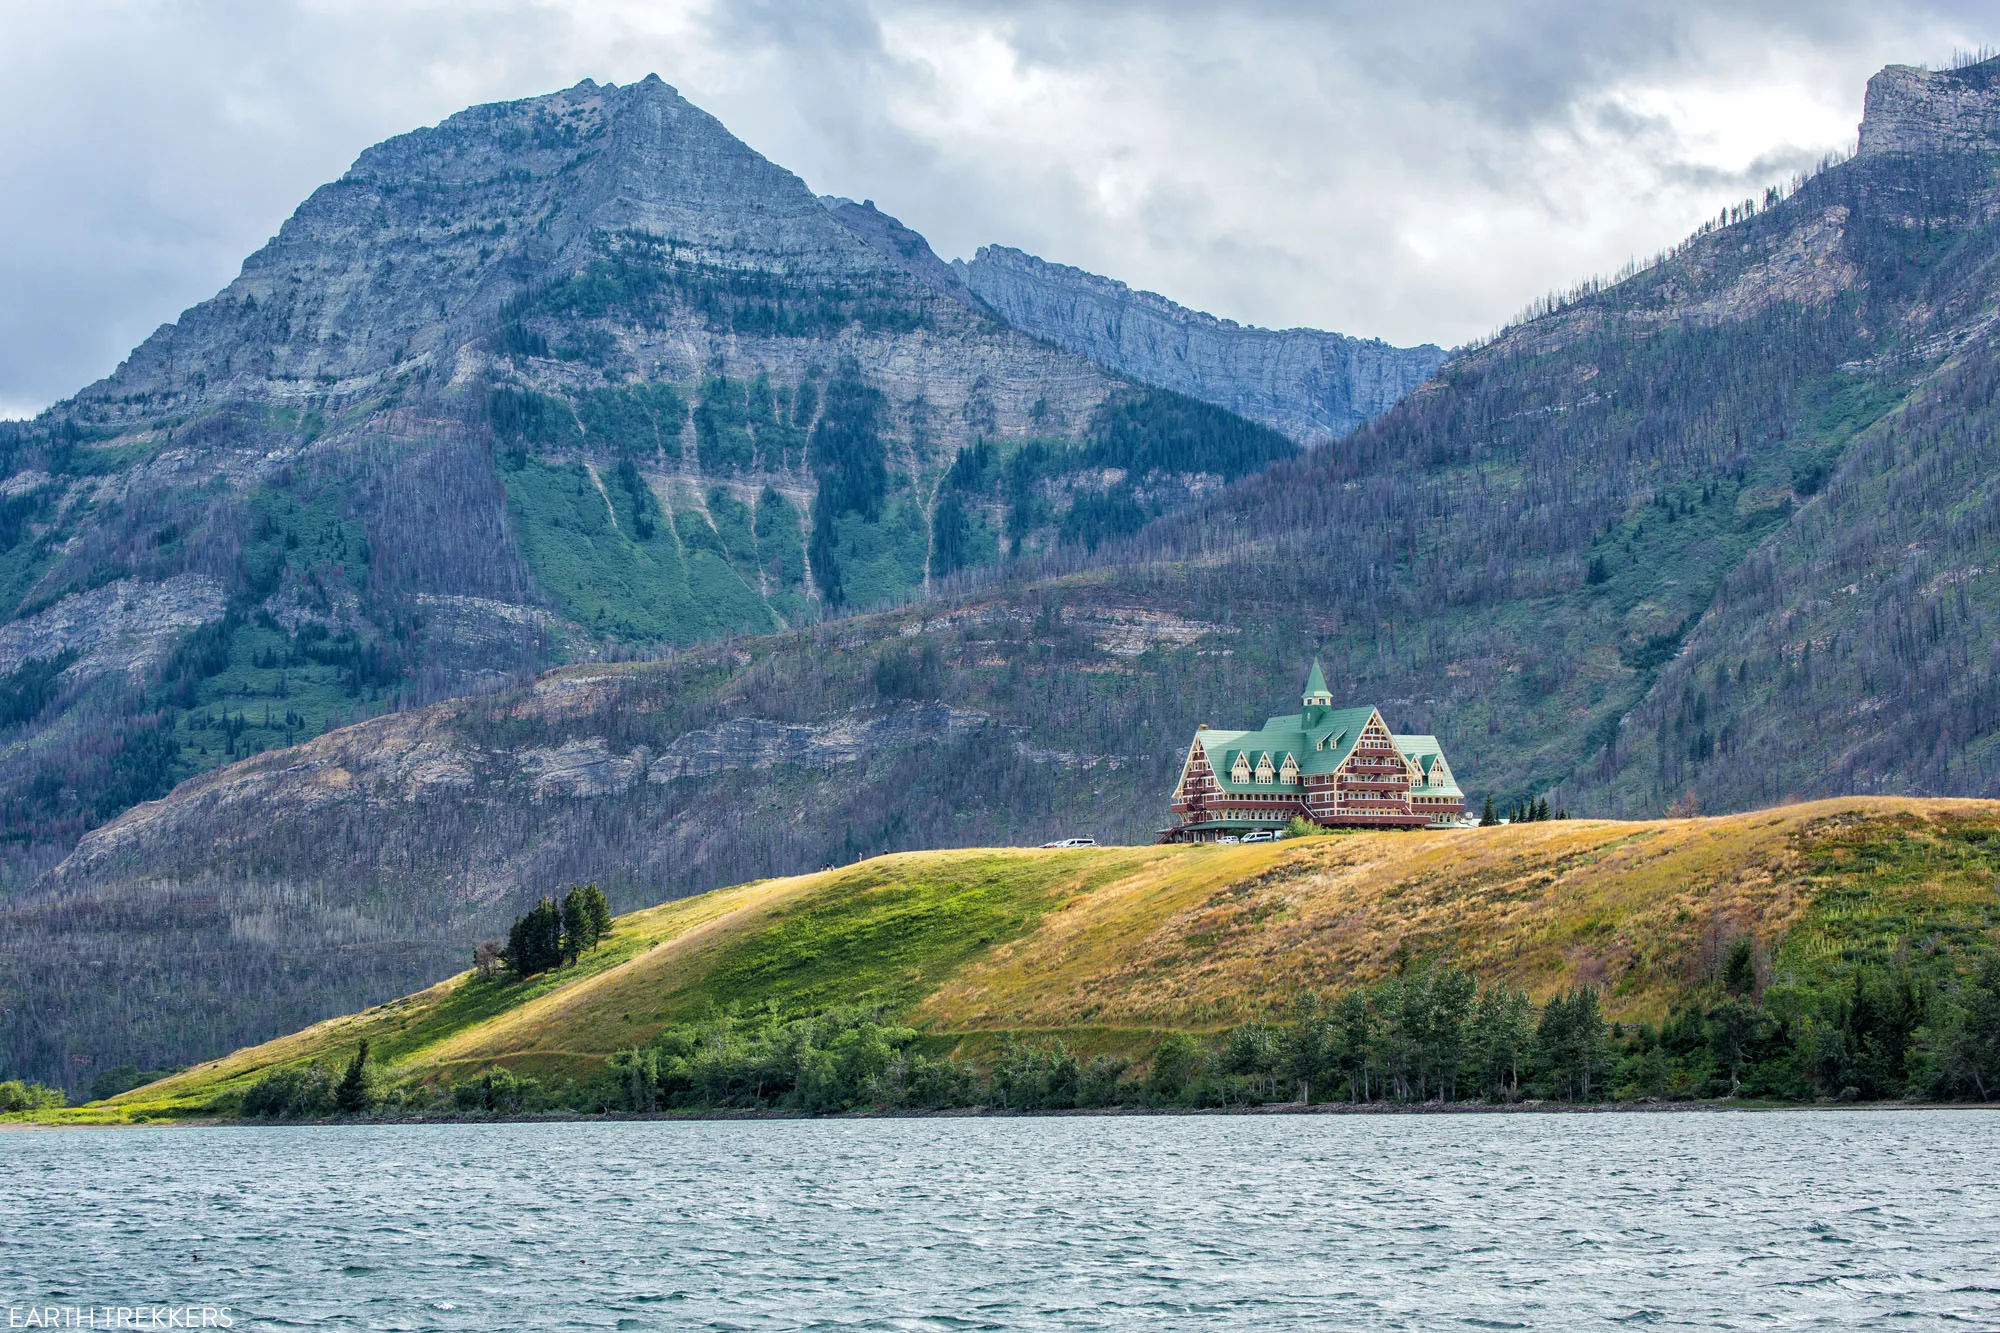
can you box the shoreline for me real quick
[10,1097,1996,1130]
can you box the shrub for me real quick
[1145,1032,1202,1105]
[240,1065,338,1118]
[0,1079,66,1112]
[89,1065,171,1102]
[451,1066,540,1114]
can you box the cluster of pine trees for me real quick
[500,885,612,976]
[1479,795,1567,824]
[240,1040,379,1118]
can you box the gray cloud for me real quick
[1,0,1995,416]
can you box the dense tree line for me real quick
[221,935,2000,1121]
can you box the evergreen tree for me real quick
[1220,1021,1284,1102]
[1283,992,1336,1105]
[1470,984,1534,1100]
[1722,937,1757,995]
[1535,986,1610,1099]
[561,890,589,963]
[1924,956,2000,1100]
[584,884,613,942]
[335,1040,375,1114]
[1331,988,1375,1101]
[559,884,613,961]
[1480,795,1496,827]
[1706,998,1763,1095]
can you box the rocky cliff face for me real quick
[956,246,1449,443]
[1858,56,2000,158]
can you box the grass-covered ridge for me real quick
[22,796,2000,1123]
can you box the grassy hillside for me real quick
[29,796,2000,1123]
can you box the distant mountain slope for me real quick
[1152,55,2000,819]
[0,76,1296,879]
[957,245,1450,442]
[49,796,2000,1122]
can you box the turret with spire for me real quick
[1301,658,1332,729]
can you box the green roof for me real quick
[1392,734,1464,799]
[1196,705,1380,794]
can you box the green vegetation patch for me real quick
[659,850,1163,1022]
[1782,814,2000,985]
[501,456,774,643]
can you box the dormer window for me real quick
[1231,754,1251,783]
[1255,753,1275,784]
[1279,754,1300,784]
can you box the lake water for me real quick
[4,1110,1997,1330]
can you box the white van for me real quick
[1040,836,1098,848]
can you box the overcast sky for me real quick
[3,0,1996,419]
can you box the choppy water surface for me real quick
[5,1111,1998,1330]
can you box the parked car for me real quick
[1040,836,1098,848]
[1216,835,1241,844]
[1239,829,1279,843]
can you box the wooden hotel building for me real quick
[1162,660,1466,840]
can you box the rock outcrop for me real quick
[956,245,1449,443]
[1858,56,2000,158]
[818,196,981,309]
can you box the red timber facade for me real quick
[1161,660,1467,841]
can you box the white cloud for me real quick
[0,0,1994,414]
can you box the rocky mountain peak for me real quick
[67,76,893,426]
[1858,56,2000,157]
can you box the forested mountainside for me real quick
[958,245,1450,442]
[12,56,2000,1095]
[1145,55,2000,820]
[0,76,1303,889]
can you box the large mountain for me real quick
[13,57,2000,1094]
[0,76,1324,891]
[957,245,1450,442]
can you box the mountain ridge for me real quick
[957,244,1449,442]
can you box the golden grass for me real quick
[33,794,2000,1123]
[917,797,2000,1030]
